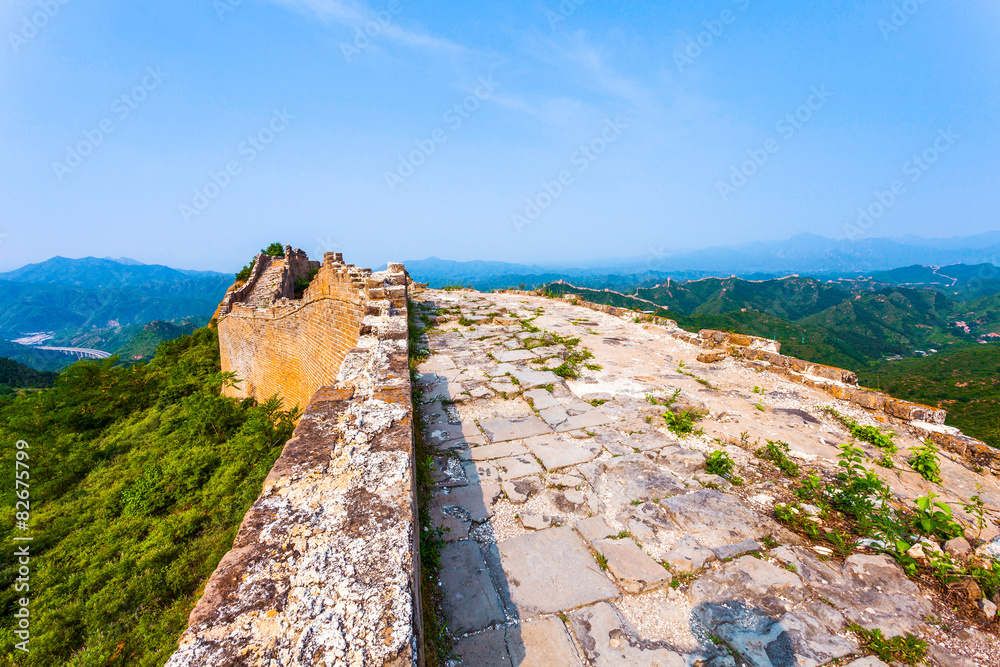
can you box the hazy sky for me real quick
[1,0,998,272]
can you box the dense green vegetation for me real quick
[0,359,58,391]
[0,328,298,665]
[861,345,1000,449]
[112,321,205,362]
[235,242,285,282]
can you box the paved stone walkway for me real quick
[246,258,285,308]
[411,289,1000,667]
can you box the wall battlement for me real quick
[169,255,420,667]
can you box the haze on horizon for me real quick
[1,0,998,273]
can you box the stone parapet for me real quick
[168,259,420,666]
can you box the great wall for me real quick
[168,248,1000,667]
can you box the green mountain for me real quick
[861,345,1000,449]
[50,318,208,362]
[799,288,963,350]
[114,320,205,361]
[630,276,852,321]
[0,279,229,339]
[0,256,226,288]
[869,263,1000,300]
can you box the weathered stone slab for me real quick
[839,554,933,633]
[434,508,471,541]
[555,409,612,432]
[712,539,763,561]
[492,454,544,480]
[690,555,808,617]
[480,416,552,442]
[452,618,583,667]
[499,349,536,362]
[550,473,585,487]
[569,603,686,667]
[440,541,506,635]
[419,355,456,372]
[429,419,483,445]
[519,512,557,531]
[525,437,602,471]
[433,481,502,523]
[446,382,470,400]
[693,595,856,667]
[489,381,517,394]
[662,536,716,573]
[523,388,561,410]
[470,442,529,461]
[592,454,687,508]
[450,626,510,666]
[469,386,494,399]
[470,460,500,483]
[592,538,672,593]
[844,658,890,667]
[575,515,614,544]
[650,445,707,472]
[498,527,620,616]
[539,405,570,427]
[510,369,561,388]
[430,455,469,488]
[515,617,584,666]
[439,367,467,382]
[659,489,771,542]
[485,363,519,377]
[502,477,542,504]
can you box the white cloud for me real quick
[266,0,468,54]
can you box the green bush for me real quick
[908,440,941,484]
[235,242,285,282]
[705,450,734,477]
[849,625,927,666]
[757,440,800,477]
[663,409,703,437]
[823,407,897,452]
[294,267,320,298]
[0,328,298,666]
[911,492,964,540]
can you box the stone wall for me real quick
[218,251,373,411]
[168,259,421,666]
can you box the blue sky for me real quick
[1,0,998,272]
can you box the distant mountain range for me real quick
[0,256,226,288]
[0,256,231,369]
[402,232,1000,288]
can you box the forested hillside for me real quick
[861,345,1000,449]
[0,329,298,666]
